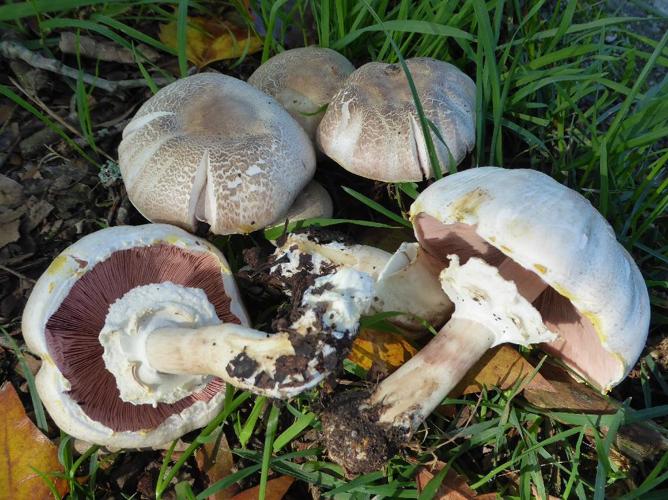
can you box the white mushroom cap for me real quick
[118,73,316,235]
[22,224,248,448]
[410,167,651,390]
[317,57,476,182]
[248,47,355,140]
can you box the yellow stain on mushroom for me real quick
[533,264,548,274]
[46,255,69,276]
[551,282,575,302]
[451,188,489,222]
[164,235,183,245]
[582,311,606,343]
[48,282,56,294]
[500,245,513,254]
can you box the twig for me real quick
[0,264,36,283]
[0,41,170,93]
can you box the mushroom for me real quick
[23,224,373,447]
[248,47,355,140]
[275,232,452,331]
[321,167,650,474]
[317,57,476,182]
[268,180,333,228]
[117,72,316,235]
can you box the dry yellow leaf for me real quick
[450,345,548,397]
[0,382,67,498]
[348,327,418,372]
[230,475,294,500]
[159,16,262,68]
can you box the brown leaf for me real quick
[0,382,67,498]
[450,345,550,397]
[195,431,236,499]
[416,461,476,499]
[0,217,21,249]
[348,327,417,372]
[230,475,294,500]
[159,15,262,68]
[522,363,616,413]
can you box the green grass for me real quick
[0,0,666,498]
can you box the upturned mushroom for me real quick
[274,232,452,331]
[248,47,355,140]
[317,57,476,182]
[23,224,373,447]
[117,72,317,235]
[321,167,650,474]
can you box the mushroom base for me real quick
[320,389,405,476]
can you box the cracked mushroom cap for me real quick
[22,224,248,448]
[409,167,650,390]
[248,47,355,139]
[118,72,316,235]
[317,57,476,182]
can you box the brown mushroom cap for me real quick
[248,47,355,139]
[317,57,476,182]
[118,73,316,235]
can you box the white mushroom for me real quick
[248,47,355,140]
[23,224,373,448]
[317,57,476,181]
[275,233,452,330]
[321,167,650,474]
[117,72,316,235]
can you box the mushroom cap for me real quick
[409,167,650,390]
[22,224,248,448]
[248,47,355,139]
[317,57,476,182]
[269,180,333,227]
[118,73,316,235]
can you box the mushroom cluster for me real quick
[22,42,650,476]
[321,167,650,474]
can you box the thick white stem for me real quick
[369,318,494,430]
[374,242,452,330]
[145,324,317,397]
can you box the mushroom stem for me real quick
[374,242,452,329]
[368,318,494,429]
[371,254,549,430]
[145,324,324,398]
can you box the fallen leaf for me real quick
[25,198,53,232]
[416,461,476,499]
[450,345,551,397]
[0,382,67,498]
[0,174,24,208]
[159,15,262,68]
[522,363,616,413]
[0,217,20,249]
[348,327,417,372]
[230,475,294,500]
[195,431,236,499]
